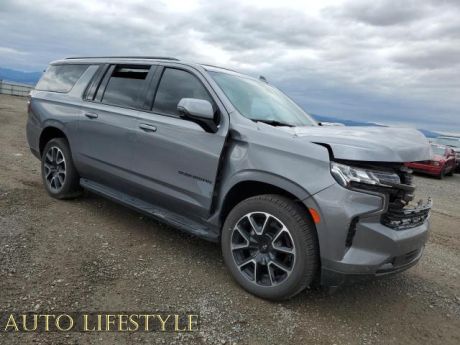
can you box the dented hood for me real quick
[286,126,432,162]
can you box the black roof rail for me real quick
[65,56,179,61]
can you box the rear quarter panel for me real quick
[26,65,99,158]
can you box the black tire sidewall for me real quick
[41,138,80,199]
[438,169,445,179]
[221,195,318,300]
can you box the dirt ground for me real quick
[0,94,459,345]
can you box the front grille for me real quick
[348,164,430,230]
[381,201,431,230]
[338,161,432,231]
[380,166,431,230]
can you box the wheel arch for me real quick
[217,171,312,225]
[39,125,68,157]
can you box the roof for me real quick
[50,56,185,67]
[65,56,179,61]
[52,56,242,76]
[52,56,251,79]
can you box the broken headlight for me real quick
[330,162,401,188]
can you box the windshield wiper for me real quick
[252,119,294,127]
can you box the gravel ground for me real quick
[0,94,459,344]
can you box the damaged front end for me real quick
[315,160,432,289]
[330,160,432,230]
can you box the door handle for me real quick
[139,123,157,132]
[85,112,98,119]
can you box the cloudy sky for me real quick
[1,0,459,131]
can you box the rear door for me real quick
[75,64,156,191]
[130,65,229,219]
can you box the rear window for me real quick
[36,64,88,93]
[101,65,150,108]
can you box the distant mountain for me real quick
[416,129,441,138]
[0,67,42,85]
[310,114,440,138]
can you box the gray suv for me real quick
[26,57,432,300]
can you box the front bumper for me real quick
[303,183,430,289]
[321,247,424,290]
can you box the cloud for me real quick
[0,46,27,55]
[392,44,460,70]
[0,0,459,131]
[327,0,430,26]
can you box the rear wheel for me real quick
[221,194,319,300]
[41,138,82,199]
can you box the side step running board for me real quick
[80,178,217,241]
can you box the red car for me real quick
[406,144,456,179]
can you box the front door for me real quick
[131,66,228,219]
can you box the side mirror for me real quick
[177,98,216,132]
[177,98,214,119]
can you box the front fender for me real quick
[220,170,311,202]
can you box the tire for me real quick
[221,194,319,300]
[446,169,454,177]
[437,168,445,179]
[41,138,82,199]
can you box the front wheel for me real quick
[221,195,319,300]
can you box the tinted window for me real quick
[36,64,88,93]
[101,65,150,108]
[153,68,213,116]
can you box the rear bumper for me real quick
[303,183,430,289]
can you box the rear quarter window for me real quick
[36,64,88,93]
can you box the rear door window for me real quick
[101,65,151,109]
[153,68,214,117]
[36,64,88,93]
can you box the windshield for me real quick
[436,137,460,148]
[431,144,445,156]
[209,71,317,127]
